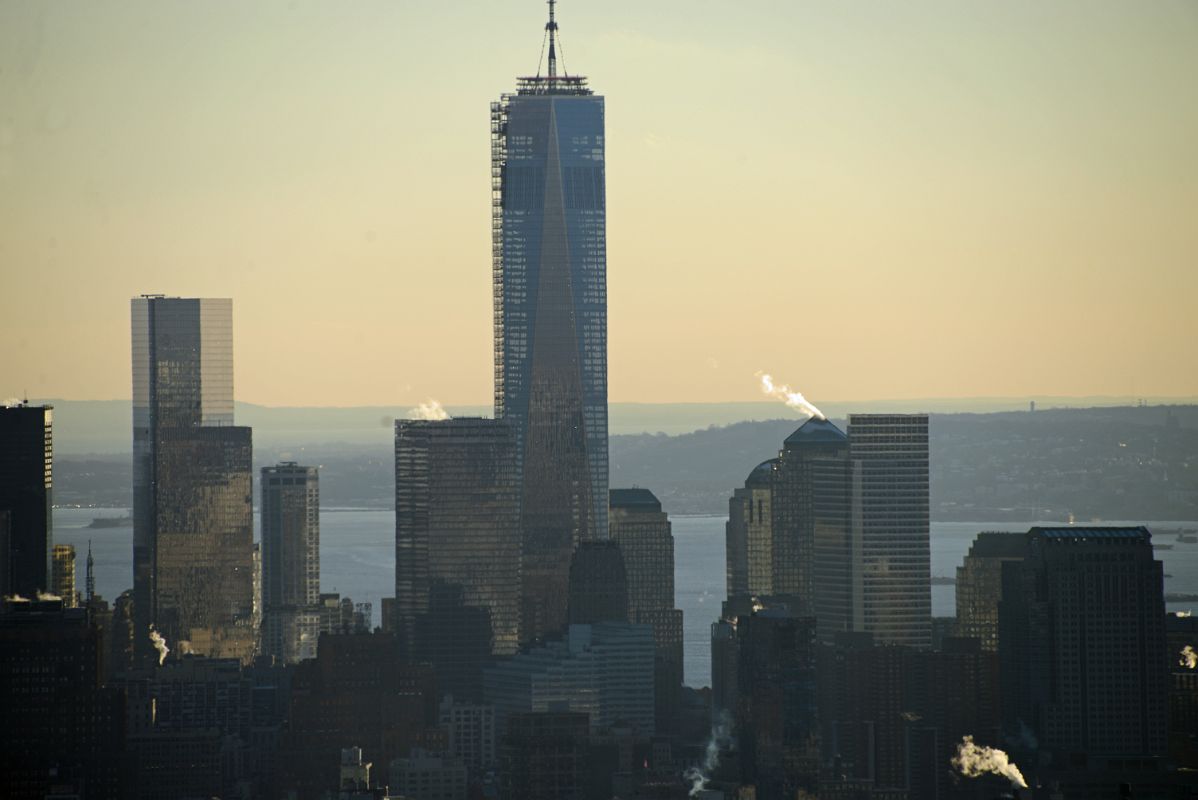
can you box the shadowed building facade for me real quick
[0,403,53,599]
[491,7,608,643]
[955,531,1025,653]
[394,418,522,659]
[261,463,321,663]
[131,296,254,662]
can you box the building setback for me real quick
[491,9,609,642]
[0,403,53,598]
[955,531,1025,652]
[260,463,321,663]
[131,296,254,662]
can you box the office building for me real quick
[609,488,685,732]
[0,402,53,598]
[848,414,931,648]
[395,417,521,657]
[131,295,254,662]
[484,622,656,736]
[0,599,125,800]
[726,459,778,600]
[1000,527,1167,765]
[439,696,497,777]
[261,462,321,663]
[51,543,77,606]
[567,539,628,625]
[499,711,589,800]
[955,532,1025,652]
[492,4,608,643]
[388,749,468,800]
[735,609,820,798]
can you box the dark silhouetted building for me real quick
[499,711,590,800]
[955,531,1024,652]
[0,402,53,598]
[131,295,254,662]
[568,539,628,624]
[609,487,685,733]
[0,599,125,800]
[736,609,820,799]
[395,417,521,658]
[492,5,608,644]
[281,632,439,800]
[999,527,1167,769]
[261,462,321,663]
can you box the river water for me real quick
[53,508,1198,688]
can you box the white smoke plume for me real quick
[35,591,62,601]
[2,397,23,408]
[408,399,450,421]
[684,713,732,796]
[757,373,826,421]
[148,625,170,666]
[3,594,29,602]
[1181,645,1197,670]
[953,735,1027,789]
[1177,610,1193,618]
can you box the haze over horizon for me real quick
[3,0,1196,407]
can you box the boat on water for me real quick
[87,516,132,529]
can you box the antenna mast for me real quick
[546,0,558,78]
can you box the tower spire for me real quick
[546,0,558,78]
[85,539,95,603]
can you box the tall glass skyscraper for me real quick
[131,296,254,663]
[491,5,608,642]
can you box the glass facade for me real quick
[492,76,608,642]
[848,414,931,648]
[394,418,522,657]
[131,296,253,662]
[261,463,320,663]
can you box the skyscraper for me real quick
[848,414,931,648]
[726,459,777,600]
[1000,526,1167,764]
[0,402,53,599]
[609,488,685,731]
[955,531,1025,652]
[131,295,254,662]
[394,417,521,657]
[261,462,320,663]
[492,4,608,642]
[51,544,77,607]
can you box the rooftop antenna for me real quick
[546,0,558,78]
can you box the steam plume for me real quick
[3,594,29,602]
[1181,645,1197,670]
[757,373,826,421]
[36,591,62,602]
[148,625,170,666]
[408,399,449,421]
[684,712,732,796]
[952,735,1027,789]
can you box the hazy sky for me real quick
[2,1,1195,407]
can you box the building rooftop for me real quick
[1030,526,1152,543]
[783,417,847,447]
[609,488,661,512]
[966,532,1027,559]
[745,458,778,485]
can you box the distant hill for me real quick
[33,396,1198,454]
[53,404,1198,523]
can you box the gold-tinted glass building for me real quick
[131,295,254,663]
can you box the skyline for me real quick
[2,0,1196,406]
